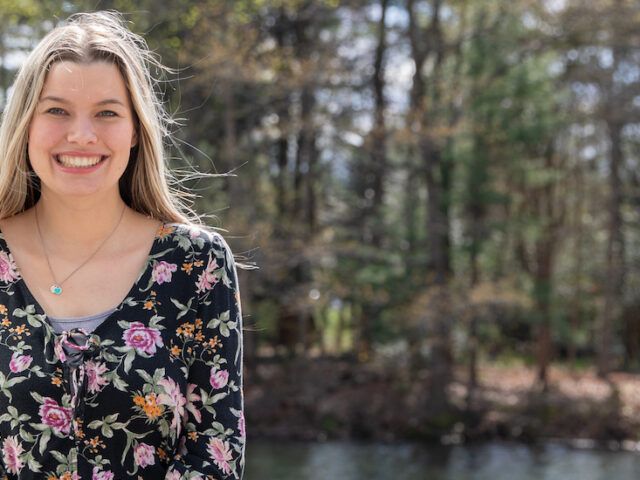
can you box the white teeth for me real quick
[57,155,103,168]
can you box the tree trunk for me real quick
[534,148,562,389]
[569,165,585,367]
[276,105,290,223]
[293,87,312,223]
[423,139,449,285]
[598,119,625,376]
[367,0,388,247]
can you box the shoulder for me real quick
[155,224,240,300]
[155,223,236,271]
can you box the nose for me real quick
[66,115,97,144]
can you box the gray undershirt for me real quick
[49,308,116,334]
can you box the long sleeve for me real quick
[164,232,245,480]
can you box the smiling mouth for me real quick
[55,154,106,168]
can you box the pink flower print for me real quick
[133,443,155,468]
[39,397,72,435]
[196,255,219,293]
[92,467,114,480]
[54,340,67,362]
[210,367,229,389]
[9,352,32,373]
[238,413,246,439]
[158,377,186,437]
[188,226,202,239]
[165,470,181,480]
[207,438,232,475]
[186,383,202,423]
[0,251,20,283]
[123,322,163,355]
[54,473,80,480]
[151,261,177,284]
[86,361,109,393]
[2,435,24,474]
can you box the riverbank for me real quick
[243,358,640,447]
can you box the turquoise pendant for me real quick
[50,285,62,295]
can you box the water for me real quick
[244,440,640,480]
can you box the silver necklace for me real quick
[35,203,127,295]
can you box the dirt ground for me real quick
[244,358,640,449]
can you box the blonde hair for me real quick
[0,11,196,223]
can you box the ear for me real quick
[131,129,138,148]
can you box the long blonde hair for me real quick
[0,11,197,223]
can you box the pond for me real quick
[244,440,640,480]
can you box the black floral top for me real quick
[0,224,244,480]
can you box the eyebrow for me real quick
[39,96,126,107]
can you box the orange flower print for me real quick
[143,301,154,310]
[86,436,101,448]
[0,304,7,314]
[181,263,193,275]
[177,323,195,338]
[157,447,168,462]
[143,395,163,419]
[135,394,163,419]
[207,336,221,350]
[156,225,174,238]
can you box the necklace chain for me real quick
[35,204,127,295]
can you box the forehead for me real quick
[40,60,130,103]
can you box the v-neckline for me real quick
[0,223,165,336]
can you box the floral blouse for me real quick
[0,224,244,480]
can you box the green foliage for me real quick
[0,0,637,372]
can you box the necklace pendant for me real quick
[50,285,62,295]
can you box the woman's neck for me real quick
[34,190,128,252]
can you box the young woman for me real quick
[0,11,244,480]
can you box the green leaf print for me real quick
[19,429,35,443]
[124,350,136,374]
[39,429,51,455]
[27,456,41,473]
[101,424,114,438]
[171,297,194,319]
[207,309,235,337]
[111,375,129,392]
[51,451,67,464]
[5,376,28,389]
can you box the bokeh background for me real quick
[3,1,640,477]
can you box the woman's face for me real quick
[28,60,138,201]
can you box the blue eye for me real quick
[47,107,66,115]
[98,111,117,117]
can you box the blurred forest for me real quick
[2,0,640,443]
